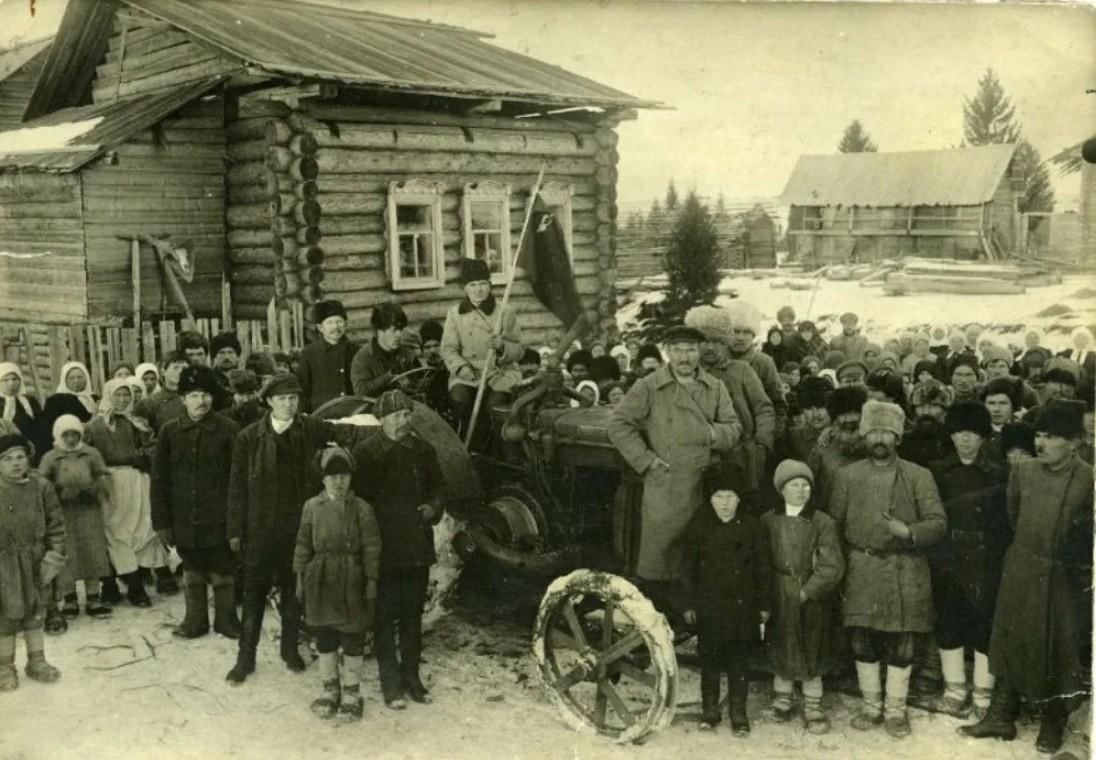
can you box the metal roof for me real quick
[124,0,659,109]
[779,144,1018,207]
[0,37,52,83]
[0,75,228,172]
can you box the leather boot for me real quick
[124,572,152,607]
[100,575,122,605]
[957,679,1020,740]
[728,674,751,737]
[225,598,263,684]
[1036,698,1067,755]
[172,574,209,639]
[212,581,241,640]
[279,593,305,673]
[699,668,721,728]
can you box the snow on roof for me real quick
[0,116,103,155]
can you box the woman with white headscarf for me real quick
[43,361,98,444]
[135,362,161,398]
[84,377,169,607]
[0,362,46,462]
[1061,326,1095,386]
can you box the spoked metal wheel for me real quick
[533,570,677,743]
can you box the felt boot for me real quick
[884,665,913,739]
[910,634,942,696]
[311,653,340,719]
[173,573,210,639]
[0,634,16,692]
[155,566,179,596]
[769,685,795,723]
[971,650,994,721]
[43,606,67,635]
[699,668,721,729]
[338,655,364,721]
[226,596,264,684]
[211,576,240,639]
[124,572,152,608]
[918,647,971,717]
[1036,699,1068,755]
[852,661,884,730]
[728,674,751,737]
[958,679,1019,741]
[24,631,60,684]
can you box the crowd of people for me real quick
[0,262,1093,752]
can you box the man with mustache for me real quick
[829,400,946,739]
[899,379,954,468]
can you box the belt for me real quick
[851,546,907,559]
[949,529,984,544]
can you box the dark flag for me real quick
[518,195,582,327]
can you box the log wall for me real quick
[80,96,227,322]
[0,172,88,323]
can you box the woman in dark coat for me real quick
[680,461,772,735]
[763,326,796,368]
[0,363,47,464]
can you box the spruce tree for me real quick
[1014,141,1056,213]
[837,120,878,153]
[664,192,720,314]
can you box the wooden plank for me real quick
[48,326,68,390]
[87,326,105,393]
[106,327,121,368]
[279,310,292,352]
[122,328,139,365]
[159,320,176,355]
[92,58,241,102]
[142,321,157,364]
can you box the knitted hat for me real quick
[836,359,868,381]
[823,350,847,370]
[210,332,242,357]
[1034,399,1085,439]
[945,401,993,438]
[723,301,762,335]
[313,299,347,324]
[319,445,355,476]
[1001,422,1036,457]
[260,371,303,401]
[375,389,413,418]
[684,305,736,343]
[420,319,444,344]
[178,366,221,396]
[827,385,868,420]
[662,325,706,345]
[0,433,32,461]
[910,378,954,408]
[866,369,905,401]
[702,460,751,499]
[796,376,833,410]
[460,257,491,285]
[773,458,814,492]
[981,377,1022,409]
[228,368,260,395]
[981,344,1013,367]
[859,399,905,437]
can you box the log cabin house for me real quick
[0,0,658,348]
[780,144,1023,266]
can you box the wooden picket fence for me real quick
[1,302,306,397]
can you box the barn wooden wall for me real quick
[80,96,227,322]
[0,45,49,130]
[0,172,88,323]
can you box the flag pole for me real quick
[463,162,548,448]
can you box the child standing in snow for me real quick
[681,461,772,735]
[294,446,381,722]
[0,434,66,691]
[38,415,114,630]
[761,459,845,734]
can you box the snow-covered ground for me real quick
[618,273,1096,353]
[1,588,1058,760]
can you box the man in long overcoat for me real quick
[608,325,741,589]
[960,399,1093,755]
[296,300,358,413]
[151,366,241,640]
[829,400,946,739]
[224,373,369,684]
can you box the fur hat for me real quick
[209,332,241,357]
[1045,357,1081,384]
[836,359,868,381]
[375,389,413,418]
[796,376,833,410]
[460,257,491,285]
[420,319,444,344]
[910,378,954,409]
[950,353,980,376]
[945,401,993,438]
[0,433,32,461]
[636,343,663,365]
[827,385,868,420]
[314,300,347,324]
[981,377,1022,409]
[685,305,736,343]
[1034,399,1085,439]
[260,371,303,401]
[662,325,706,345]
[839,311,859,326]
[823,350,847,370]
[589,355,621,383]
[1001,421,1036,457]
[566,349,594,372]
[723,301,762,335]
[866,369,906,402]
[702,460,751,499]
[228,369,260,395]
[913,359,938,379]
[776,305,796,323]
[244,352,276,377]
[981,344,1013,367]
[773,458,814,492]
[859,399,905,437]
[178,366,221,396]
[1044,368,1079,387]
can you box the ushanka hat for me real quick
[209,332,242,357]
[313,299,347,324]
[375,389,413,418]
[981,377,1022,409]
[773,458,814,492]
[1001,421,1036,456]
[0,433,32,460]
[910,378,954,408]
[826,385,867,420]
[859,399,905,437]
[723,301,762,335]
[178,366,221,396]
[685,305,736,343]
[228,369,260,395]
[460,257,491,285]
[981,344,1014,367]
[945,401,993,438]
[1034,399,1085,439]
[702,460,751,499]
[796,376,833,410]
[419,319,444,344]
[260,371,303,401]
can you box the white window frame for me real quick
[462,181,512,285]
[528,181,574,263]
[386,179,446,291]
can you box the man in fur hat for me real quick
[960,399,1093,755]
[723,301,788,442]
[297,300,358,413]
[350,302,419,398]
[808,385,867,510]
[786,376,833,462]
[152,366,241,641]
[829,400,946,739]
[900,379,954,468]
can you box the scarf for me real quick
[458,292,497,316]
[52,413,86,451]
[55,360,99,416]
[0,362,34,422]
[135,362,162,395]
[99,377,152,434]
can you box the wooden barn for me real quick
[0,37,52,131]
[780,144,1023,265]
[0,0,656,348]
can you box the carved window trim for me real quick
[386,180,446,291]
[462,181,512,285]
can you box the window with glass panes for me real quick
[386,180,445,290]
[462,182,511,284]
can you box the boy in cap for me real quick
[829,400,946,738]
[297,299,358,412]
[351,390,445,709]
[830,312,868,362]
[960,399,1093,754]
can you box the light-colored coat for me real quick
[608,365,742,580]
[440,298,523,393]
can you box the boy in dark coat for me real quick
[351,390,445,709]
[680,461,772,735]
[152,366,241,640]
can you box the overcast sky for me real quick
[3,0,1094,210]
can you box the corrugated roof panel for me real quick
[0,76,228,172]
[125,0,659,109]
[780,145,1018,207]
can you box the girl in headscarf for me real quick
[43,362,98,443]
[38,415,113,629]
[109,361,135,380]
[125,375,147,407]
[84,378,167,607]
[0,363,46,463]
[572,379,600,407]
[135,362,161,398]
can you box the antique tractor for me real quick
[314,369,680,743]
